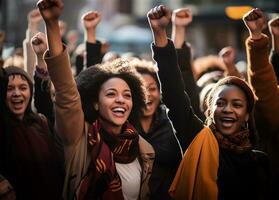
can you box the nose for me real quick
[115,94,125,104]
[223,103,233,113]
[12,88,21,96]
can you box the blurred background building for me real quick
[0,0,278,59]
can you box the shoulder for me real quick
[251,149,269,166]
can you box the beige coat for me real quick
[44,48,154,200]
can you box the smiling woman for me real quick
[37,1,155,198]
[0,66,64,200]
[169,76,269,200]
[146,5,270,200]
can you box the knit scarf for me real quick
[78,120,139,200]
[169,124,253,200]
[210,123,252,154]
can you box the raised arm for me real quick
[268,17,279,82]
[31,32,54,124]
[171,8,204,119]
[82,11,102,67]
[148,5,203,151]
[38,0,84,145]
[23,9,42,77]
[243,8,279,128]
[219,46,243,79]
[171,8,192,48]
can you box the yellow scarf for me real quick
[169,126,219,200]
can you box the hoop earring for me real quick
[94,103,99,111]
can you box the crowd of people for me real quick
[0,0,278,199]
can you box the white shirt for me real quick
[115,158,142,200]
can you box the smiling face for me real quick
[5,74,31,120]
[141,74,160,118]
[97,77,133,134]
[212,85,249,136]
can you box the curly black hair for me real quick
[75,58,147,124]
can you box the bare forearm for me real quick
[172,26,185,48]
[45,21,63,57]
[153,29,168,47]
[84,28,96,43]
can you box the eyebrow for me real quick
[217,98,245,102]
[105,88,131,93]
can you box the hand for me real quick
[82,11,101,30]
[28,9,42,27]
[31,32,47,57]
[37,0,64,23]
[147,5,171,33]
[172,8,192,27]
[243,8,266,40]
[269,16,279,37]
[219,46,236,67]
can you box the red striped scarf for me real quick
[78,120,139,200]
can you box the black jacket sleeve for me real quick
[152,40,203,151]
[34,72,54,125]
[86,41,102,68]
[176,42,204,120]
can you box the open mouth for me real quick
[112,107,126,117]
[220,117,236,128]
[11,99,24,109]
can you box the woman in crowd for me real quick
[38,0,154,199]
[0,64,64,199]
[130,59,182,200]
[147,5,270,200]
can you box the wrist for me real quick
[35,65,49,79]
[250,31,263,40]
[85,30,96,43]
[35,55,45,65]
[28,22,39,31]
[153,31,168,47]
[45,20,59,28]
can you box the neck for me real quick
[140,115,153,133]
[99,118,122,135]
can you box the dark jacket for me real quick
[176,42,204,120]
[0,114,64,200]
[151,40,204,152]
[135,104,182,200]
[217,148,270,200]
[34,71,54,125]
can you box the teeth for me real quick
[221,117,235,122]
[112,108,125,112]
[12,100,23,103]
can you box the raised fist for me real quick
[31,32,47,56]
[147,5,171,32]
[243,8,266,39]
[219,46,236,67]
[172,8,192,27]
[28,9,42,25]
[82,11,101,30]
[37,0,64,22]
